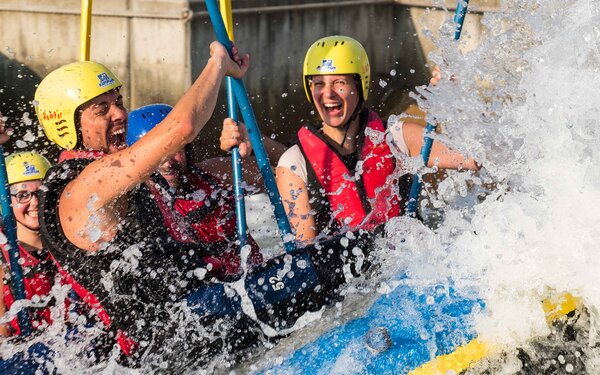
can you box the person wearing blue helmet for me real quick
[127,104,263,278]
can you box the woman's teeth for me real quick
[324,103,342,112]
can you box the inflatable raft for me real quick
[260,277,486,375]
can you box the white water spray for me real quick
[402,0,600,361]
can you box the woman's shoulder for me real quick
[277,145,308,184]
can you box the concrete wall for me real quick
[0,0,499,159]
[0,0,189,158]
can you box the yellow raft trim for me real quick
[407,339,491,375]
[407,291,581,375]
[542,292,582,325]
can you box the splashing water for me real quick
[403,0,600,371]
[4,0,600,373]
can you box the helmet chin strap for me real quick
[339,100,364,149]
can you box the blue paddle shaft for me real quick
[407,0,469,216]
[226,78,248,247]
[454,0,470,41]
[230,80,294,251]
[0,146,32,335]
[406,123,436,215]
[206,0,295,252]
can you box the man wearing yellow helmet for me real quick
[221,35,478,243]
[34,42,253,361]
[0,150,57,336]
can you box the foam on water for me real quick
[404,0,600,357]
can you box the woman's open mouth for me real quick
[323,103,343,115]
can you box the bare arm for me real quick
[60,42,250,250]
[276,166,318,244]
[402,122,479,170]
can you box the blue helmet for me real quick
[126,104,173,146]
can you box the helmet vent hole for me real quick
[334,41,339,46]
[341,41,345,45]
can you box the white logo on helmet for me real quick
[97,73,115,88]
[22,162,40,177]
[318,59,337,73]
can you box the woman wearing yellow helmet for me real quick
[221,35,478,243]
[0,150,58,337]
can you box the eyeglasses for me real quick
[309,78,350,93]
[11,190,39,204]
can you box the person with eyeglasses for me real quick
[220,35,479,244]
[0,151,56,337]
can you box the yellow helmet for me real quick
[303,35,370,103]
[34,61,122,150]
[6,152,52,185]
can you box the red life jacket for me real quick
[1,242,58,335]
[148,165,263,276]
[297,109,402,233]
[51,259,137,356]
[58,149,105,162]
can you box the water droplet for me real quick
[15,140,27,148]
[379,79,388,88]
[410,69,415,74]
[23,130,36,142]
[22,112,33,126]
[281,93,288,98]
[88,227,102,243]
[390,69,397,76]
[565,364,574,373]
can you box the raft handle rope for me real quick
[205,0,295,252]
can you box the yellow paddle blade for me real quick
[80,0,93,61]
[219,0,234,41]
[543,291,582,324]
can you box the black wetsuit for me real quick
[39,158,261,367]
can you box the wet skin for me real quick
[78,90,128,154]
[310,74,360,131]
[10,180,43,250]
[159,149,187,189]
[10,180,42,232]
